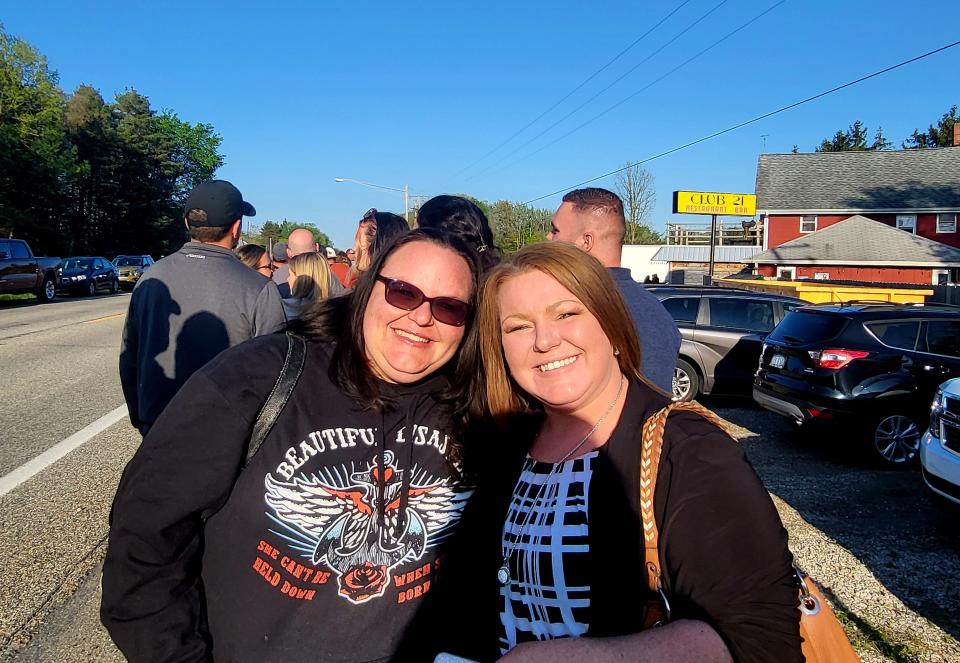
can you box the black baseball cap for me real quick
[183,180,256,227]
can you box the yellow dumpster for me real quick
[717,278,932,304]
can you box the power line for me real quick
[523,38,960,205]
[464,0,732,183]
[484,0,785,181]
[451,0,693,179]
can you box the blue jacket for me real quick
[608,267,680,394]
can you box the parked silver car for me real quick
[921,378,960,505]
[650,286,804,401]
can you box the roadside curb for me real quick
[0,536,108,661]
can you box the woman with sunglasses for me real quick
[237,243,273,278]
[102,228,484,662]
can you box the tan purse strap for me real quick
[640,401,736,597]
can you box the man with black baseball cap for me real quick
[120,179,286,435]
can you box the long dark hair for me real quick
[416,195,501,272]
[292,228,483,428]
[369,211,410,259]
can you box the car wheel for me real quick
[871,413,922,465]
[110,278,119,294]
[87,280,96,297]
[672,359,700,402]
[37,275,56,303]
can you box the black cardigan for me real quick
[435,379,802,663]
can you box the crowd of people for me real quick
[105,179,802,662]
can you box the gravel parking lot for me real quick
[709,396,960,663]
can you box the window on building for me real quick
[800,215,817,233]
[777,266,796,281]
[937,213,957,234]
[895,215,916,233]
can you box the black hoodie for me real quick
[102,333,473,663]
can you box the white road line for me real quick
[0,405,129,498]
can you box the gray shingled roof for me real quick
[756,148,960,212]
[746,215,960,266]
[652,246,763,262]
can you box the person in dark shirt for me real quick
[466,242,800,662]
[546,187,679,395]
[102,229,484,662]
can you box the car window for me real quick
[0,241,9,259]
[63,258,92,270]
[708,298,775,332]
[769,310,847,343]
[866,320,920,351]
[924,320,960,358]
[661,297,699,323]
[10,241,30,259]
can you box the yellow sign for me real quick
[672,191,756,216]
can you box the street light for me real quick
[334,177,409,222]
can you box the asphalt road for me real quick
[0,294,137,661]
[0,294,957,662]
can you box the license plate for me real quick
[770,354,786,369]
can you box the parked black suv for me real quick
[651,286,804,401]
[754,303,960,464]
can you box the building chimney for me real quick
[954,122,960,147]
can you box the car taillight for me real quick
[807,348,869,370]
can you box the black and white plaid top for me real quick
[498,450,597,653]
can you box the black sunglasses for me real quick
[375,276,471,327]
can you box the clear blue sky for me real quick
[5,1,958,249]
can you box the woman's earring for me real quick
[614,349,621,356]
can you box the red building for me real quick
[752,144,960,284]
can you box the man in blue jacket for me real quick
[547,187,680,395]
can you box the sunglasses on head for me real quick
[375,276,470,327]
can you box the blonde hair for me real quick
[289,252,334,302]
[478,242,643,418]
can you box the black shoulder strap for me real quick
[245,332,307,466]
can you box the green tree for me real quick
[872,127,892,151]
[275,220,332,248]
[259,220,281,244]
[903,105,958,148]
[816,120,892,152]
[487,199,551,254]
[157,110,223,202]
[0,24,73,252]
[626,222,664,245]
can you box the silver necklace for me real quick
[498,374,625,586]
